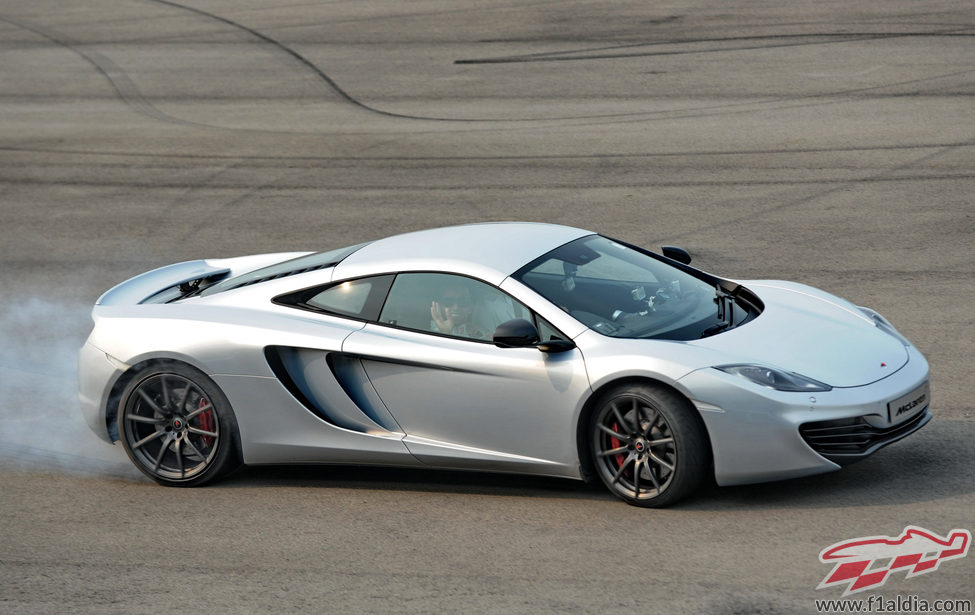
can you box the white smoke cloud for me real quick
[0,297,138,478]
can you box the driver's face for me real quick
[440,290,473,321]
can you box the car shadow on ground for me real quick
[218,462,610,501]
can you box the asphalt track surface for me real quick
[1,1,973,613]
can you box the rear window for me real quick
[274,275,394,321]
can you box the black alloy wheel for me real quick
[119,362,240,486]
[591,384,708,507]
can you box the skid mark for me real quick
[2,142,973,163]
[0,15,197,126]
[457,30,975,64]
[143,0,469,122]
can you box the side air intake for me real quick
[264,346,401,435]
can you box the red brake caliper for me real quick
[198,398,215,447]
[610,422,626,470]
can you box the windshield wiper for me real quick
[701,286,736,338]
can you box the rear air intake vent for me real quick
[234,263,332,289]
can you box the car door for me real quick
[341,272,591,478]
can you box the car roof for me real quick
[331,222,592,285]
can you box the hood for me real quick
[692,281,909,387]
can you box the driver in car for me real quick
[431,285,488,340]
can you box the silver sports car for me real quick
[79,222,931,506]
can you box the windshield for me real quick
[199,242,369,297]
[513,235,727,340]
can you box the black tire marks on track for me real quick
[3,3,971,242]
[143,0,494,122]
[7,2,972,132]
[0,15,195,126]
[1,0,726,127]
[456,30,975,64]
[2,173,971,192]
[2,141,972,163]
[143,1,975,127]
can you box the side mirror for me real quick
[493,319,540,348]
[661,245,691,265]
[493,319,577,353]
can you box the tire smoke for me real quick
[0,297,138,478]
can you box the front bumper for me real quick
[676,344,930,486]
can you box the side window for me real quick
[274,275,393,321]
[380,273,530,342]
[306,279,374,315]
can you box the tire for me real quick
[119,362,241,486]
[590,383,709,507]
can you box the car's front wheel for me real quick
[590,384,708,507]
[119,362,240,486]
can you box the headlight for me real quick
[858,306,911,347]
[716,364,832,392]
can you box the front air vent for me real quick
[799,410,930,465]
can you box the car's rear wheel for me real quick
[119,362,240,486]
[590,384,708,507]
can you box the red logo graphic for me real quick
[817,526,970,596]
